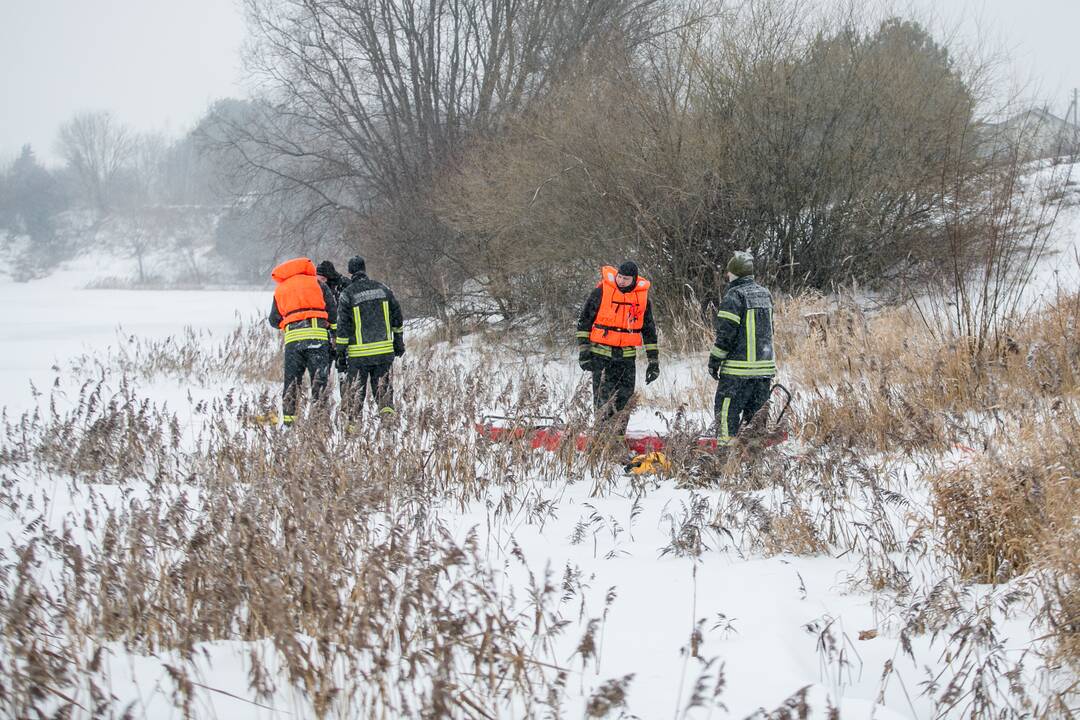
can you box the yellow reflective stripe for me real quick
[644,343,658,351]
[379,406,395,415]
[720,367,775,377]
[283,328,329,343]
[589,345,637,357]
[347,342,394,357]
[575,331,590,339]
[719,397,731,442]
[717,310,741,324]
[347,302,395,356]
[710,346,728,359]
[336,337,349,345]
[330,323,337,330]
[721,360,776,369]
[746,308,757,363]
[391,326,404,333]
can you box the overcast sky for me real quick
[0,0,246,164]
[0,0,1077,166]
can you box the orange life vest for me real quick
[271,258,329,328]
[589,265,651,347]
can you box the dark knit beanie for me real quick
[617,260,638,278]
[348,256,367,275]
[316,260,340,280]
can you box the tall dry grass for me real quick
[0,324,653,718]
[0,286,1078,716]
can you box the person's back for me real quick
[269,257,337,426]
[707,251,775,445]
[335,256,404,417]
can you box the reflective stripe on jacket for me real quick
[336,274,404,362]
[711,276,776,377]
[283,317,330,344]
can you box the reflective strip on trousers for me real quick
[719,396,731,445]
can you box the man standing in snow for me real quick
[576,261,660,436]
[316,260,348,382]
[336,256,404,418]
[708,251,776,445]
[268,257,338,426]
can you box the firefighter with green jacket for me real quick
[335,256,404,417]
[708,251,776,445]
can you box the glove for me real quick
[645,361,659,384]
[578,346,594,372]
[708,356,721,380]
[393,335,405,357]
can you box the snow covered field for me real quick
[1,227,1078,718]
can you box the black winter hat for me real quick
[316,260,340,280]
[348,256,367,275]
[617,260,638,278]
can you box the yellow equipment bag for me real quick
[624,451,671,476]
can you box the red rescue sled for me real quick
[475,385,793,458]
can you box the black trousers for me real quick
[282,341,331,422]
[591,356,636,434]
[345,359,394,416]
[714,376,772,444]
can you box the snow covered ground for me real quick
[1,199,1078,717]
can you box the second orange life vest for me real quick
[271,257,329,328]
[589,265,651,347]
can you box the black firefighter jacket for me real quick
[335,273,404,365]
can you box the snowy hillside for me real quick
[0,204,258,289]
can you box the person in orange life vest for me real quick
[575,261,659,434]
[268,257,338,426]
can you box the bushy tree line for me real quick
[5,0,1069,318]
[211,0,1071,330]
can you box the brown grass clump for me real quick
[778,290,1080,453]
[760,504,828,557]
[928,411,1080,667]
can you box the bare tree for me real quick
[219,0,673,315]
[56,111,136,215]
